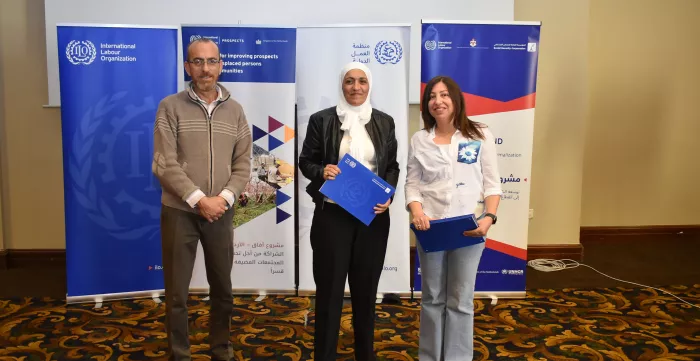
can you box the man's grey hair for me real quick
[186,38,221,60]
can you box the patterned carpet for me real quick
[1,286,699,360]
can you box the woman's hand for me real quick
[463,217,493,237]
[374,199,391,214]
[412,211,432,231]
[323,164,341,180]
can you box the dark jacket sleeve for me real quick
[298,113,324,182]
[384,114,400,189]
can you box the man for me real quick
[152,38,252,361]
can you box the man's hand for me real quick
[197,196,228,223]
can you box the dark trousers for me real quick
[160,205,235,361]
[310,202,390,361]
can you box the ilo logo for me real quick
[495,137,503,144]
[424,40,437,51]
[189,35,202,43]
[374,41,403,64]
[66,40,96,65]
[70,93,162,242]
[341,178,367,208]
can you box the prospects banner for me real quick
[58,24,178,303]
[296,25,411,296]
[180,25,297,294]
[418,20,541,297]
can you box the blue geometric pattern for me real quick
[276,207,291,224]
[252,117,294,224]
[252,116,293,153]
[268,135,284,151]
[276,189,291,206]
[252,125,267,142]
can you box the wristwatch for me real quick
[483,213,497,224]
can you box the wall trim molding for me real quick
[2,244,586,270]
[3,249,65,269]
[580,225,700,239]
[0,249,7,270]
[526,244,583,261]
[6,224,698,271]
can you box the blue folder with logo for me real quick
[410,214,485,252]
[319,153,396,226]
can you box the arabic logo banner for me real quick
[296,25,412,296]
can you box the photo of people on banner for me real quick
[235,145,294,227]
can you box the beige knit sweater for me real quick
[152,83,252,214]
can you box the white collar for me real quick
[426,126,460,140]
[191,84,223,104]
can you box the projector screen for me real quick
[44,0,513,106]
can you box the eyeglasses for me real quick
[187,58,220,66]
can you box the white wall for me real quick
[44,0,514,106]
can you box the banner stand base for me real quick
[297,290,413,299]
[411,291,526,300]
[188,288,296,296]
[66,289,164,305]
[67,288,298,305]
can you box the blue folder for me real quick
[319,153,396,226]
[411,214,485,252]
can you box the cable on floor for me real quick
[527,258,700,309]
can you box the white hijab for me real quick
[336,62,373,164]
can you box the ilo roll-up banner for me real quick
[58,24,178,303]
[180,25,297,294]
[416,20,541,298]
[296,24,411,297]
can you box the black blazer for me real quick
[299,106,400,205]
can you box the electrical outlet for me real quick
[528,209,534,219]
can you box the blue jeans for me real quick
[417,242,485,361]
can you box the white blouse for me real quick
[338,127,377,174]
[404,126,502,219]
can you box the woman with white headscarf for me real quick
[299,62,400,361]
